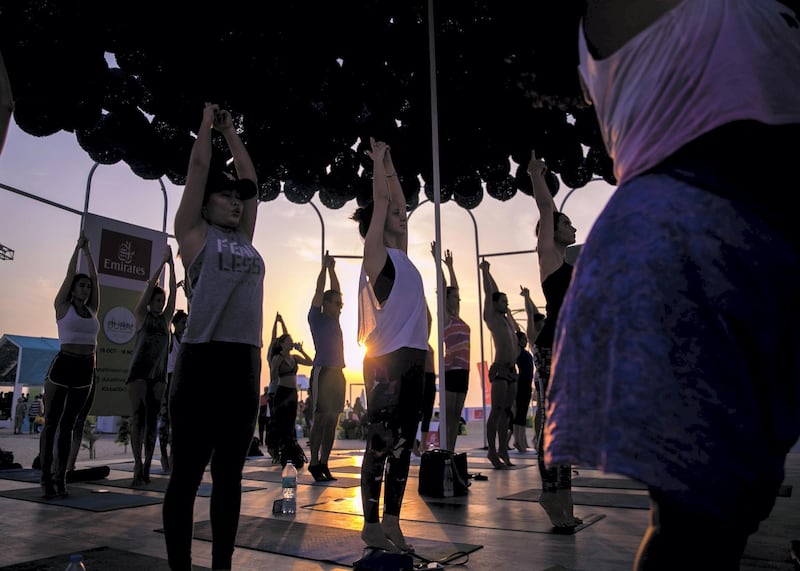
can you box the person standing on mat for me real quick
[431,243,471,453]
[352,137,428,553]
[307,252,346,482]
[126,245,177,486]
[268,319,313,469]
[479,259,519,469]
[163,101,263,571]
[41,231,99,498]
[545,1,800,566]
[511,330,534,453]
[527,151,580,532]
[159,308,187,473]
[520,286,544,450]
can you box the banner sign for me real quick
[82,213,167,415]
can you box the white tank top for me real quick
[358,248,428,357]
[57,304,100,346]
[578,0,800,185]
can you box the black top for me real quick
[535,261,573,349]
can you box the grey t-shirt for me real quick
[183,225,264,347]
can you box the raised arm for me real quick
[363,137,406,280]
[54,232,97,319]
[164,246,177,321]
[480,259,498,321]
[219,110,258,240]
[327,253,341,294]
[443,248,459,290]
[527,150,561,278]
[520,285,545,344]
[270,312,287,348]
[174,103,216,262]
[133,246,172,329]
[311,254,330,308]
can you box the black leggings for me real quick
[532,346,572,491]
[361,347,426,523]
[270,385,298,454]
[163,342,260,571]
[419,371,436,433]
[40,352,94,487]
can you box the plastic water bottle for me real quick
[281,459,297,514]
[443,457,454,497]
[65,553,86,570]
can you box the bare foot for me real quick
[539,490,571,526]
[556,489,582,525]
[382,514,414,552]
[487,451,504,469]
[361,522,398,552]
[499,449,514,467]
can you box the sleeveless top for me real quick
[277,356,298,377]
[127,312,169,382]
[183,225,264,346]
[443,316,471,371]
[358,248,428,357]
[57,304,100,346]
[273,354,299,389]
[578,0,800,186]
[535,262,573,349]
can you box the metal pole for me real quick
[426,0,450,449]
[307,200,326,264]
[408,200,487,449]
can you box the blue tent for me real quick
[0,334,58,427]
[0,334,59,387]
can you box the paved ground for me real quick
[1,421,798,570]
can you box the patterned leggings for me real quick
[532,346,572,492]
[361,347,426,523]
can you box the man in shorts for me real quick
[307,252,346,482]
[480,260,519,469]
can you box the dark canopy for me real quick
[0,1,613,209]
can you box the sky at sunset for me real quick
[0,117,616,412]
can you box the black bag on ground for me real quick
[418,448,470,498]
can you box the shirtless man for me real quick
[480,259,519,469]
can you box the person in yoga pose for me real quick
[126,246,177,486]
[479,259,519,469]
[40,231,99,499]
[353,137,428,553]
[164,102,263,571]
[546,1,800,565]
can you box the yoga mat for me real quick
[108,463,173,477]
[571,477,792,498]
[242,469,360,488]
[500,488,650,510]
[571,476,647,490]
[0,466,110,484]
[87,477,266,497]
[165,515,483,567]
[304,496,606,534]
[0,485,163,512]
[0,546,209,571]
